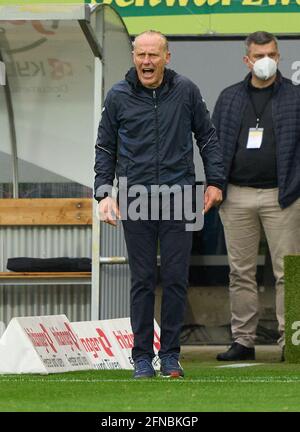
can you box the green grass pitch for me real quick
[1,348,300,412]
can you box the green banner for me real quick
[88,0,300,34]
[92,0,300,17]
[0,1,84,3]
[1,1,300,34]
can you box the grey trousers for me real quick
[219,184,300,348]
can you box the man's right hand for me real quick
[98,197,120,226]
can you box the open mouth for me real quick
[142,68,155,78]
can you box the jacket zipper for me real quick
[153,89,160,184]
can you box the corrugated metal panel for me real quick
[100,223,131,319]
[0,226,91,328]
[0,227,91,267]
[0,284,90,327]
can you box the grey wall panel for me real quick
[0,226,92,271]
[0,226,92,329]
[169,40,300,184]
[0,284,90,330]
[99,223,131,319]
[169,40,300,112]
[100,264,131,319]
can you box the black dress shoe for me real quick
[216,342,255,361]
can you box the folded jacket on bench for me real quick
[7,257,91,272]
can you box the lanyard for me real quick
[249,90,273,129]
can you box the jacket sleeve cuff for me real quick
[94,184,113,202]
[206,182,225,191]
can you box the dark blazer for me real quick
[212,71,300,208]
[94,67,225,200]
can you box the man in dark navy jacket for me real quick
[94,30,224,378]
[213,31,300,362]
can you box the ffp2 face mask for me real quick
[250,56,277,81]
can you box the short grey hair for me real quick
[132,30,169,52]
[245,31,278,55]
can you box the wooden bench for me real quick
[0,198,92,226]
[0,272,91,285]
[0,198,92,285]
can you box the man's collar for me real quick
[125,67,176,90]
[243,70,283,94]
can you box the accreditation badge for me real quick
[246,128,264,149]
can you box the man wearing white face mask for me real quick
[212,31,300,361]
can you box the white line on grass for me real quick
[217,363,263,368]
[1,377,300,384]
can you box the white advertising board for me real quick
[0,314,92,374]
[72,318,161,370]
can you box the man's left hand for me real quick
[203,185,223,214]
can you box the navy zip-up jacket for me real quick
[212,71,300,209]
[94,67,225,200]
